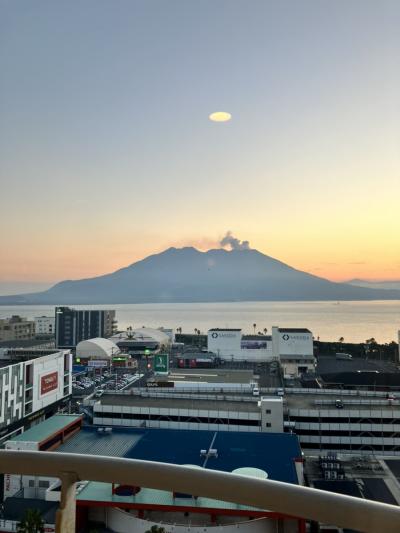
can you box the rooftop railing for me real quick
[0,450,399,533]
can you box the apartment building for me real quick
[0,316,35,342]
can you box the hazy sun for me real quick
[209,111,232,122]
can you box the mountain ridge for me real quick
[1,247,400,304]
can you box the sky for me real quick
[1,0,399,293]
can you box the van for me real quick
[252,387,260,397]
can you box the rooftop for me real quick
[285,392,400,411]
[209,328,241,332]
[242,335,272,341]
[305,454,400,507]
[8,415,82,443]
[278,328,311,333]
[164,368,255,384]
[59,426,301,483]
[97,394,260,412]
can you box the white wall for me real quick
[239,343,274,362]
[32,351,71,412]
[208,330,241,360]
[272,327,313,357]
[279,331,313,356]
[260,397,283,432]
[34,316,55,335]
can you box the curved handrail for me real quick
[0,450,399,533]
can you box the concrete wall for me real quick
[207,330,241,359]
[271,327,313,358]
[260,397,283,432]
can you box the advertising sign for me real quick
[153,353,169,374]
[88,360,108,368]
[241,340,267,350]
[40,371,58,395]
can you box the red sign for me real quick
[41,371,58,395]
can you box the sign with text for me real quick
[147,381,174,388]
[153,353,169,374]
[88,360,108,368]
[40,371,58,396]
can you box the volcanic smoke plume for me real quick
[220,231,250,251]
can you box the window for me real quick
[266,423,271,427]
[28,479,35,487]
[39,480,50,488]
[265,409,271,414]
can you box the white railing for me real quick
[0,450,399,533]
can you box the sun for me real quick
[209,111,232,122]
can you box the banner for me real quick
[40,371,58,395]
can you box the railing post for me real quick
[55,472,78,533]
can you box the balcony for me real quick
[0,450,399,533]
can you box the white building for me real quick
[0,350,72,443]
[4,414,82,499]
[284,389,400,455]
[271,327,315,377]
[207,329,273,362]
[207,327,314,370]
[76,337,121,360]
[34,316,55,337]
[93,388,400,456]
[93,393,284,433]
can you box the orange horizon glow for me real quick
[0,235,398,285]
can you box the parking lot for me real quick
[72,370,141,397]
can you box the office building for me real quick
[55,307,117,348]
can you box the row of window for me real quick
[295,429,400,438]
[96,412,260,426]
[300,442,400,451]
[287,416,400,424]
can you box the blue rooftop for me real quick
[58,426,301,484]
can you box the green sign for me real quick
[153,353,169,374]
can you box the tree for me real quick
[253,323,256,334]
[17,509,44,533]
[339,337,344,343]
[263,328,267,335]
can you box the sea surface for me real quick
[1,301,399,344]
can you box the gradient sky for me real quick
[1,0,399,290]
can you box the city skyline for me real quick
[1,1,399,289]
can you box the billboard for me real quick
[241,340,267,350]
[88,360,108,368]
[40,371,58,396]
[153,353,169,374]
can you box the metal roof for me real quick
[74,427,301,509]
[278,328,311,333]
[9,415,82,443]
